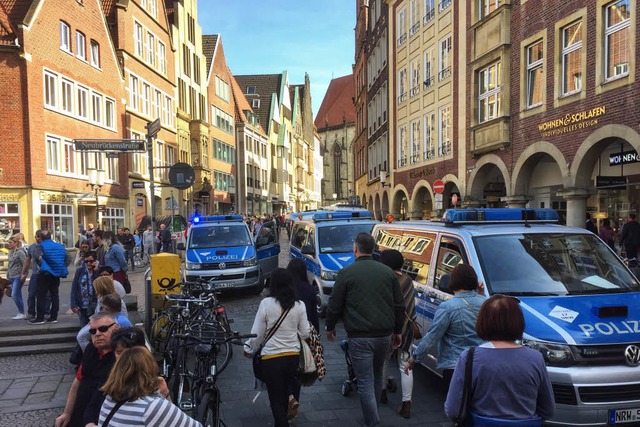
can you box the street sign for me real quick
[66,193,94,199]
[452,193,459,206]
[435,201,443,210]
[97,205,107,212]
[73,139,146,152]
[433,179,445,194]
[146,118,161,138]
[168,162,195,190]
[106,152,119,159]
[435,193,443,202]
[132,181,146,189]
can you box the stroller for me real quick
[339,340,397,397]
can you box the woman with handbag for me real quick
[244,268,310,427]
[444,295,554,425]
[378,249,417,418]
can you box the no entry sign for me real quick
[433,179,445,194]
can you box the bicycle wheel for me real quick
[150,314,170,353]
[196,389,220,427]
[134,251,149,268]
[190,320,233,376]
[170,346,188,405]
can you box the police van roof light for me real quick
[311,210,373,221]
[442,208,559,224]
[197,214,244,223]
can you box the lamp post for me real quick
[88,169,105,229]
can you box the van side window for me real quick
[291,224,307,249]
[304,226,315,248]
[434,237,467,294]
[375,228,436,283]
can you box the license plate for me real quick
[214,282,235,289]
[610,409,640,424]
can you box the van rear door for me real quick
[256,221,280,283]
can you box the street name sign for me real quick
[73,139,146,152]
[146,118,161,138]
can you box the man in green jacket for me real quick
[326,232,405,427]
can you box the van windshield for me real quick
[475,233,640,295]
[318,223,376,253]
[189,224,252,249]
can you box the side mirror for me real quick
[177,243,185,251]
[301,245,315,255]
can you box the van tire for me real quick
[251,279,265,295]
[314,282,327,318]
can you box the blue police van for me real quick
[372,208,640,426]
[289,209,378,316]
[178,215,279,293]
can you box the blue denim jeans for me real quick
[27,273,50,317]
[348,335,391,427]
[11,277,24,314]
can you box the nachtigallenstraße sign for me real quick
[73,139,146,152]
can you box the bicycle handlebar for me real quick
[173,331,256,345]
[165,294,215,303]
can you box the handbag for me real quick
[307,324,326,381]
[252,308,290,382]
[405,312,422,340]
[297,334,318,386]
[452,346,475,427]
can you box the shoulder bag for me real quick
[297,334,318,386]
[405,312,422,340]
[252,308,290,382]
[102,400,126,427]
[452,346,475,427]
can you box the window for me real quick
[562,21,583,95]
[212,106,234,133]
[90,40,100,68]
[60,21,71,52]
[423,112,435,160]
[46,135,60,172]
[142,83,151,116]
[424,0,435,25]
[479,62,501,123]
[423,47,435,88]
[439,105,452,156]
[252,99,260,108]
[479,0,499,19]
[194,54,201,85]
[129,75,138,110]
[134,22,143,57]
[246,86,257,94]
[398,126,408,168]
[154,90,162,120]
[91,92,102,123]
[398,68,407,104]
[77,85,88,118]
[44,71,58,108]
[149,0,157,17]
[157,41,166,74]
[215,76,230,102]
[397,9,407,47]
[409,0,420,36]
[75,31,86,60]
[105,98,115,129]
[61,79,74,114]
[410,58,421,97]
[63,139,75,174]
[146,32,155,66]
[410,120,420,164]
[183,44,191,77]
[40,203,74,248]
[164,96,172,126]
[439,36,452,80]
[605,0,630,80]
[526,41,544,107]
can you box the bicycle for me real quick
[133,245,149,268]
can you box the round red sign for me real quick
[433,179,445,194]
[451,193,458,206]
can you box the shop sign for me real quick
[39,192,70,203]
[609,150,640,166]
[596,176,627,189]
[409,166,436,180]
[132,181,146,189]
[0,194,19,202]
[538,106,606,138]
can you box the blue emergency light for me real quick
[193,214,243,224]
[442,208,559,225]
[311,210,373,221]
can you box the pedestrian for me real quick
[599,218,616,250]
[325,232,405,427]
[133,228,142,251]
[142,225,154,257]
[285,258,320,419]
[119,227,136,271]
[7,236,27,319]
[70,251,100,326]
[73,241,91,267]
[585,213,597,234]
[159,223,172,253]
[55,313,119,427]
[20,230,50,321]
[378,249,415,418]
[93,230,106,265]
[102,231,129,293]
[99,347,202,427]
[77,282,130,353]
[405,264,485,384]
[93,274,127,316]
[444,295,555,424]
[29,229,70,325]
[244,268,310,427]
[620,213,640,259]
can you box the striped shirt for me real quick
[99,393,203,427]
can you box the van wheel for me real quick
[251,280,265,295]
[314,282,326,318]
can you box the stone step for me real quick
[0,341,77,357]
[1,331,78,347]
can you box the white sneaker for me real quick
[12,314,25,320]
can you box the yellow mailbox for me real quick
[150,252,181,310]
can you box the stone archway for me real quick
[374,193,381,220]
[368,194,374,215]
[391,189,409,220]
[468,155,510,208]
[410,180,433,219]
[381,191,390,220]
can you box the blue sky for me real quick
[197,1,356,117]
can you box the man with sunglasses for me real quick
[70,251,100,326]
[55,313,119,427]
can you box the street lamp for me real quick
[380,170,391,188]
[88,169,105,229]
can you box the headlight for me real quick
[181,308,190,318]
[521,339,575,366]
[321,269,338,281]
[242,257,257,266]
[186,262,201,270]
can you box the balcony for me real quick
[439,0,451,12]
[409,23,420,37]
[439,67,451,81]
[423,148,435,160]
[397,93,407,104]
[409,85,420,97]
[423,9,435,26]
[438,141,452,157]
[397,33,407,48]
[424,76,435,89]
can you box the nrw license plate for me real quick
[215,283,235,289]
[610,409,640,424]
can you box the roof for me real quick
[101,0,117,20]
[0,0,32,45]
[201,34,218,76]
[314,74,355,130]
[234,74,282,135]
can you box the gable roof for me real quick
[234,73,282,135]
[0,0,33,44]
[230,70,265,134]
[201,34,218,77]
[314,74,355,130]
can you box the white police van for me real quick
[289,209,378,315]
[372,208,640,426]
[178,215,279,293]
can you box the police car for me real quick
[289,209,378,316]
[372,208,640,426]
[178,214,279,293]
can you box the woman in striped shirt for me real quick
[98,347,202,427]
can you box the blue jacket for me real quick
[412,290,486,370]
[105,244,127,272]
[70,267,99,309]
[40,239,69,278]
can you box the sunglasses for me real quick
[89,322,116,335]
[85,260,96,263]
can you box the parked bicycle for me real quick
[133,245,149,268]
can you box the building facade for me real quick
[354,0,369,212]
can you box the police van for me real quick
[372,208,640,426]
[289,209,378,315]
[178,215,279,293]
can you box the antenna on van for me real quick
[524,209,531,228]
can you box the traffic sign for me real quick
[168,162,195,190]
[97,205,107,212]
[73,139,145,152]
[146,118,161,138]
[451,193,458,206]
[433,179,445,194]
[435,201,443,210]
[435,193,443,202]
